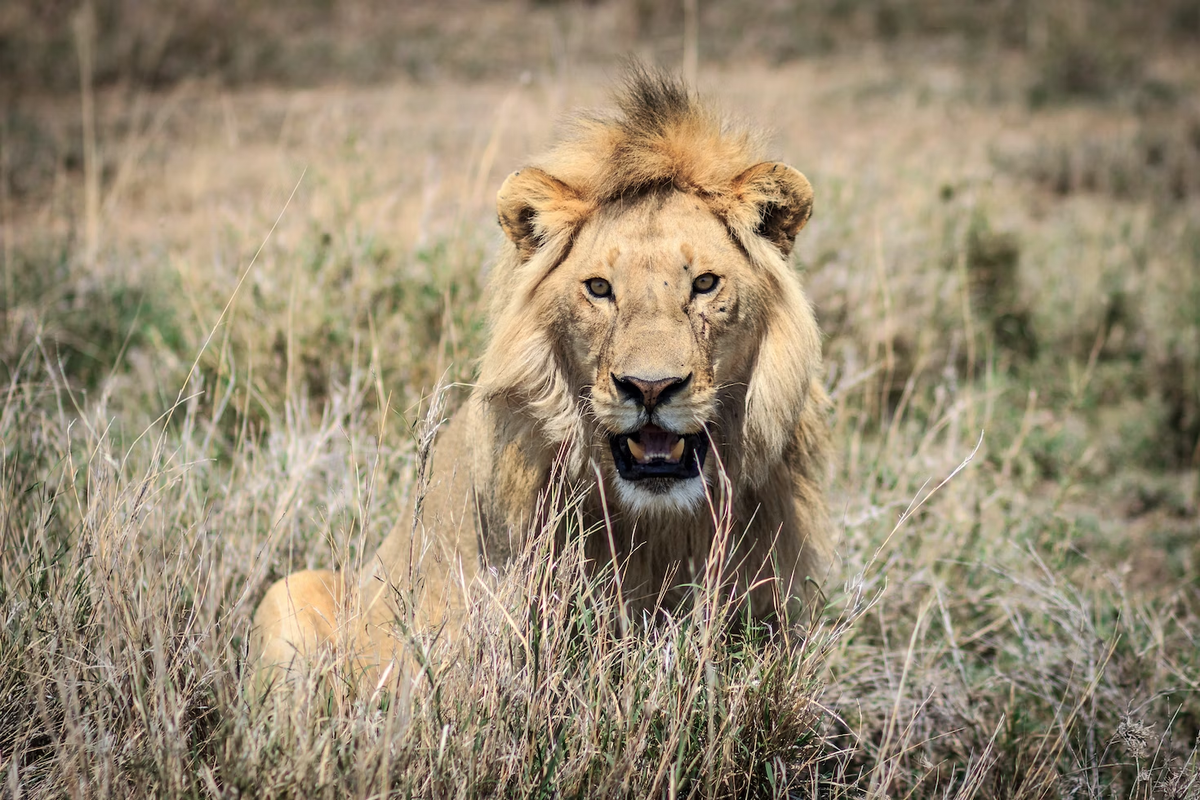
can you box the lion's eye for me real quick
[692,273,719,294]
[585,277,612,298]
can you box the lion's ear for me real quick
[497,168,591,261]
[727,162,814,257]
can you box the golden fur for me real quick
[251,69,835,689]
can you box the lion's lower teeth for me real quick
[626,435,685,464]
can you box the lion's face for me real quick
[485,157,819,517]
[549,191,768,513]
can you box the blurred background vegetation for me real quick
[2,0,1198,94]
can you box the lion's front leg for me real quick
[250,569,347,691]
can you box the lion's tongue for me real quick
[627,425,685,464]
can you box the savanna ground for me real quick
[2,1,1200,797]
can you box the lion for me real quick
[251,69,836,690]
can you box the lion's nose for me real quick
[612,373,692,412]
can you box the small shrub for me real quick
[0,240,185,394]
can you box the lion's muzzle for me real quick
[609,424,709,481]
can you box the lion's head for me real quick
[479,71,823,518]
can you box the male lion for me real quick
[252,70,835,687]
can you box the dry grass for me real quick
[3,5,1200,797]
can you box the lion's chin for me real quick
[604,424,710,516]
[612,474,708,516]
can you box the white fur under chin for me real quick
[612,475,708,517]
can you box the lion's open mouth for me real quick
[609,424,708,481]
